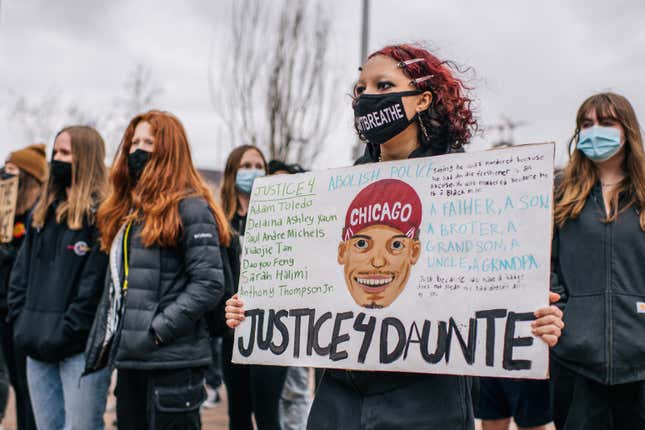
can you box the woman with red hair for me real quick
[226,43,564,429]
[84,110,230,429]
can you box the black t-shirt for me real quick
[231,212,247,236]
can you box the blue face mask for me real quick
[577,125,622,162]
[235,168,265,194]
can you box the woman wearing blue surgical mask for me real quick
[221,145,267,237]
[219,145,288,430]
[551,92,645,430]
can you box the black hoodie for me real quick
[551,184,645,385]
[7,205,107,363]
[0,212,30,316]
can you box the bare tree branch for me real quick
[5,64,162,160]
[209,0,339,166]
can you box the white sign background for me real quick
[0,176,19,244]
[233,144,554,379]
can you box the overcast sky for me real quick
[0,0,643,169]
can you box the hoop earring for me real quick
[418,115,430,142]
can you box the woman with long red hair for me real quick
[225,43,565,429]
[84,110,230,429]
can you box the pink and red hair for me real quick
[367,44,477,153]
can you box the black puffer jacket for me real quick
[7,207,107,363]
[551,184,645,385]
[312,142,474,430]
[85,197,225,372]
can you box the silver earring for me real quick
[418,115,430,142]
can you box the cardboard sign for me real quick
[0,176,19,243]
[232,144,555,379]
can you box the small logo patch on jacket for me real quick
[67,241,90,256]
[637,302,645,313]
[13,222,26,239]
[194,232,213,239]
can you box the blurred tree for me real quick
[99,63,163,158]
[210,0,338,165]
[6,64,162,160]
[7,89,94,144]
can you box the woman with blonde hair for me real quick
[8,126,110,430]
[551,92,645,429]
[84,110,229,429]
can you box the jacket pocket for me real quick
[553,293,605,367]
[153,383,207,413]
[612,293,645,371]
[14,309,67,361]
[116,307,158,362]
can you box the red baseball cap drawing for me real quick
[342,179,422,241]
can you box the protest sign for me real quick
[0,176,19,243]
[232,143,555,379]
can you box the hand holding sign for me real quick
[532,292,564,347]
[226,294,246,328]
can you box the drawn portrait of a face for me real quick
[338,179,422,309]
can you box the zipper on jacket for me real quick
[591,188,613,385]
[103,222,133,370]
[590,189,612,385]
[95,330,112,371]
[107,289,128,369]
[606,218,613,385]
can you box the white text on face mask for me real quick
[356,104,404,132]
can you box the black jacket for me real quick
[7,207,107,363]
[317,142,474,430]
[551,184,645,385]
[0,212,30,316]
[84,197,225,372]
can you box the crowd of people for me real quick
[0,42,642,430]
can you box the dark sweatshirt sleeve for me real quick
[150,197,225,344]
[62,227,108,345]
[550,228,568,311]
[7,227,32,323]
[0,244,16,314]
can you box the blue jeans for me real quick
[27,353,110,430]
[280,367,311,430]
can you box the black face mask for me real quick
[50,160,72,188]
[0,169,16,181]
[127,149,151,183]
[353,90,421,145]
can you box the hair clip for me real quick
[410,75,434,87]
[398,58,425,68]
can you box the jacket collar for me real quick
[357,141,461,165]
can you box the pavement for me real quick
[1,382,230,430]
[0,383,554,430]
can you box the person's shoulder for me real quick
[179,195,214,224]
[354,154,376,166]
